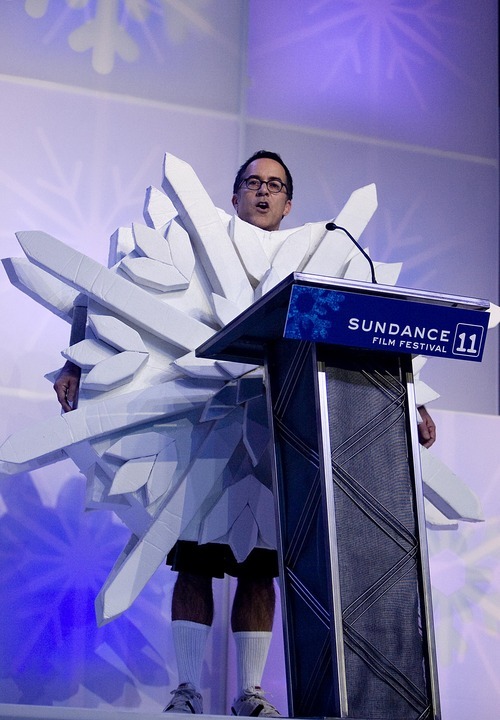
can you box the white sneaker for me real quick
[231,687,281,717]
[164,683,203,714]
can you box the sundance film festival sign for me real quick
[284,285,488,362]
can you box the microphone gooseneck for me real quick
[325,221,377,284]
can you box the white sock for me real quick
[172,620,211,689]
[233,631,272,696]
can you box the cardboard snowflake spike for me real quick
[332,183,378,237]
[0,380,219,471]
[211,291,245,326]
[63,338,117,369]
[217,361,261,380]
[242,396,270,467]
[487,301,500,328]
[174,351,235,380]
[88,314,148,353]
[162,152,254,309]
[420,447,483,522]
[133,222,175,263]
[108,455,157,496]
[228,215,271,286]
[0,446,68,480]
[143,185,177,230]
[108,226,135,265]
[119,222,192,292]
[228,506,259,562]
[153,261,218,328]
[96,412,245,623]
[414,379,440,407]
[165,218,196,281]
[122,211,219,330]
[95,509,181,624]
[175,410,247,539]
[199,475,276,561]
[412,358,441,406]
[250,479,277,548]
[371,261,403,286]
[342,247,402,285]
[264,225,311,278]
[200,384,239,422]
[174,350,256,383]
[2,257,78,322]
[256,226,312,296]
[423,498,458,530]
[304,229,357,278]
[16,230,213,351]
[105,430,174,461]
[64,439,103,476]
[120,254,191,291]
[82,351,149,391]
[295,221,332,268]
[146,441,179,505]
[254,267,283,301]
[304,184,378,276]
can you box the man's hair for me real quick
[233,150,293,200]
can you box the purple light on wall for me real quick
[246,0,497,156]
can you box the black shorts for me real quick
[166,540,279,579]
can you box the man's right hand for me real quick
[53,361,81,412]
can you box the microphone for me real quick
[325,221,377,284]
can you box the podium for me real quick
[197,273,489,720]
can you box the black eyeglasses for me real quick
[239,176,287,195]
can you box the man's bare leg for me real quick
[172,572,214,624]
[231,576,275,632]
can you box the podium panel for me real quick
[266,341,435,719]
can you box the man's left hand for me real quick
[417,405,436,448]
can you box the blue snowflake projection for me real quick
[427,518,500,667]
[285,286,345,341]
[0,122,159,277]
[378,197,445,290]
[257,0,467,110]
[0,472,169,705]
[23,0,216,75]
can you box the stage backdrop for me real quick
[0,2,498,718]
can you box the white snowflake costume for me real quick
[0,153,485,624]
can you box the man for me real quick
[53,151,293,717]
[54,150,436,716]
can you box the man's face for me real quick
[232,158,292,231]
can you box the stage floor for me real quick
[0,705,306,720]
[0,706,343,720]
[0,706,230,720]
